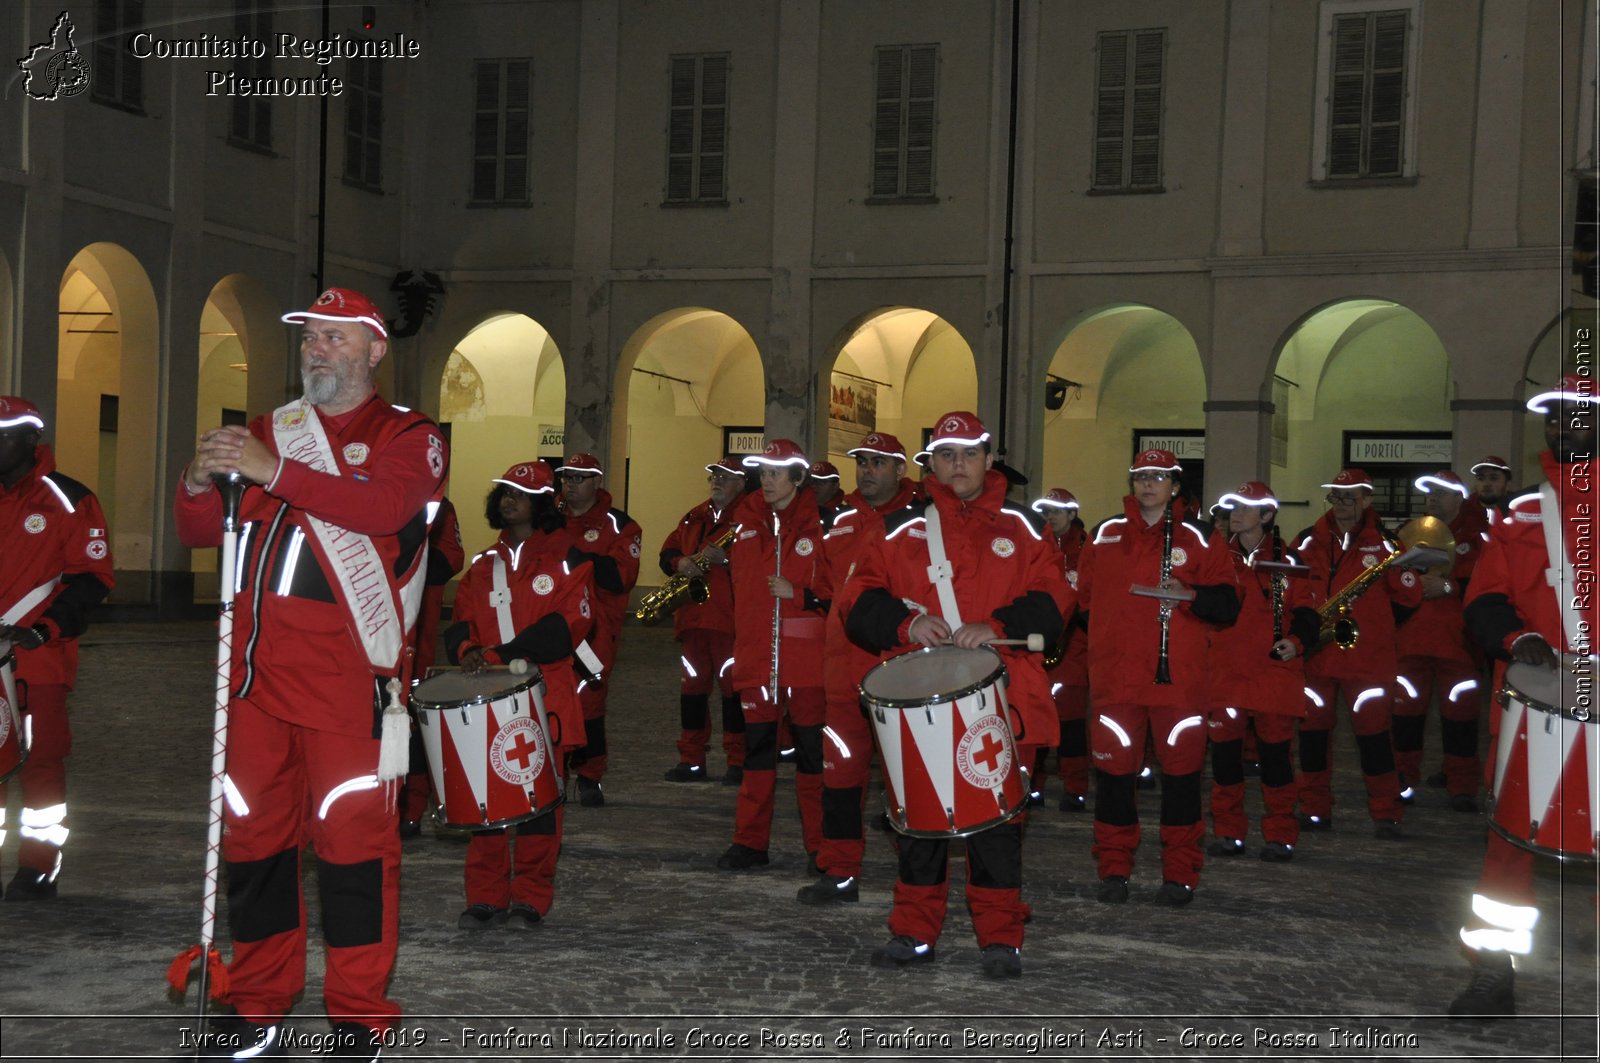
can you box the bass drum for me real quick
[1489,659,1599,861]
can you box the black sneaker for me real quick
[1259,842,1295,862]
[183,1016,286,1060]
[1136,767,1157,790]
[1153,881,1195,907]
[796,874,859,905]
[1297,813,1332,831]
[577,777,605,807]
[663,762,708,782]
[1448,952,1516,1017]
[1373,819,1404,840]
[716,843,770,870]
[329,1021,383,1060]
[504,903,542,930]
[1398,780,1417,805]
[457,903,508,930]
[1207,837,1246,857]
[870,934,934,967]
[979,943,1022,978]
[1058,793,1087,813]
[1025,790,1044,808]
[873,812,896,832]
[1450,793,1480,814]
[721,765,744,787]
[1097,876,1130,904]
[397,819,422,840]
[4,868,57,901]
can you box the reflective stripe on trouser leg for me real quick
[18,802,69,879]
[14,683,69,875]
[889,836,950,946]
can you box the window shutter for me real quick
[1093,33,1128,188]
[667,56,697,200]
[1367,13,1407,175]
[1327,16,1368,177]
[904,46,936,195]
[699,56,727,199]
[873,47,905,197]
[1128,31,1163,187]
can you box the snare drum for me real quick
[859,645,1025,838]
[1489,659,1599,861]
[411,668,563,830]
[0,650,26,787]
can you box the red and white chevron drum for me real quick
[860,645,1025,838]
[0,650,26,786]
[412,668,563,829]
[1490,659,1599,861]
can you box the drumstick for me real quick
[941,635,1047,652]
[429,658,531,675]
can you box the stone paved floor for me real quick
[1,620,1597,1061]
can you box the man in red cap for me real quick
[1450,372,1596,1015]
[1393,470,1490,812]
[797,432,919,905]
[1030,488,1091,812]
[1293,467,1422,838]
[657,457,747,784]
[176,286,447,1059]
[555,453,642,807]
[809,460,842,522]
[1205,481,1318,861]
[442,462,595,931]
[1470,455,1516,518]
[845,412,1070,976]
[718,439,832,872]
[0,396,114,900]
[1076,449,1239,906]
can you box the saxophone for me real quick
[1315,516,1454,650]
[633,522,738,624]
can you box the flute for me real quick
[1154,498,1174,685]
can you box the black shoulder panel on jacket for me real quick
[1000,503,1048,536]
[43,472,94,508]
[881,499,931,535]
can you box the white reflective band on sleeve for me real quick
[1098,716,1133,748]
[1225,707,1240,720]
[42,476,76,513]
[1351,687,1386,713]
[275,529,306,595]
[222,774,252,818]
[317,775,381,820]
[1459,927,1533,955]
[823,725,851,758]
[681,656,698,679]
[1165,715,1205,746]
[1396,676,1419,699]
[1471,892,1541,931]
[719,658,734,677]
[1448,680,1480,702]
[1304,687,1324,708]
[425,501,441,524]
[234,522,255,595]
[1051,683,1063,696]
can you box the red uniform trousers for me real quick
[675,628,743,768]
[464,751,567,914]
[2,682,71,877]
[1207,707,1298,847]
[1043,683,1090,800]
[817,686,874,879]
[1091,704,1207,887]
[221,700,400,1030]
[888,742,1037,950]
[732,686,823,855]
[1299,677,1404,823]
[1394,655,1483,798]
[574,626,619,783]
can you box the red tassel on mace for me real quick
[166,944,230,1002]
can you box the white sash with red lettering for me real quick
[271,399,410,675]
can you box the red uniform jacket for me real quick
[1296,507,1423,681]
[658,497,736,637]
[1396,500,1490,665]
[414,496,465,673]
[1466,450,1600,657]
[447,529,595,751]
[174,394,447,737]
[727,486,833,693]
[845,470,1071,746]
[563,488,641,659]
[821,479,920,708]
[1045,522,1089,688]
[1206,532,1319,716]
[1077,496,1239,710]
[0,444,114,687]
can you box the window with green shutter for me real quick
[1093,29,1165,192]
[472,59,533,205]
[665,54,729,203]
[871,44,938,201]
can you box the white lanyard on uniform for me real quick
[1539,482,1585,651]
[488,547,519,644]
[2,578,60,627]
[922,503,964,628]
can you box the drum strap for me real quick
[922,503,964,628]
[1538,483,1584,651]
[2,578,60,627]
[489,549,517,644]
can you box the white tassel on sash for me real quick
[376,678,409,787]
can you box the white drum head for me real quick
[1505,656,1597,722]
[860,645,1006,708]
[411,668,541,709]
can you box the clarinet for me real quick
[769,511,782,700]
[1154,499,1174,685]
[1269,527,1286,650]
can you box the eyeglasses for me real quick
[1326,492,1362,504]
[559,474,596,484]
[1131,472,1171,484]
